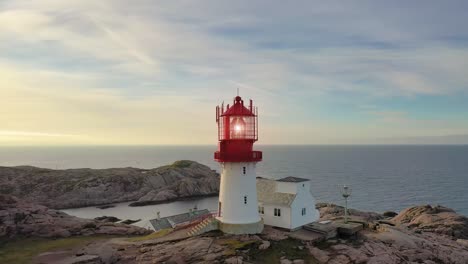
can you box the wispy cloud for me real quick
[1,0,468,144]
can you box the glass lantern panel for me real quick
[229,116,255,139]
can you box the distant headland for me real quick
[0,160,220,209]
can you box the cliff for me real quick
[0,160,220,209]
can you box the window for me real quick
[302,208,306,216]
[274,208,281,217]
[244,195,247,205]
[242,166,246,174]
[258,206,264,214]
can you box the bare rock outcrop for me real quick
[392,204,468,239]
[0,195,150,239]
[310,204,468,264]
[316,202,384,222]
[0,160,219,209]
[22,203,468,264]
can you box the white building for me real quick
[257,176,319,230]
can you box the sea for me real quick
[1,145,467,220]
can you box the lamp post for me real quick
[341,185,352,224]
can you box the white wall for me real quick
[259,204,291,229]
[290,182,319,229]
[276,181,310,194]
[218,162,261,224]
[259,180,319,230]
[276,181,297,194]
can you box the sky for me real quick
[1,0,468,145]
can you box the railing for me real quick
[214,151,262,162]
[174,211,218,231]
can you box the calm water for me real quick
[62,197,219,228]
[1,145,467,217]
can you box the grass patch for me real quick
[126,229,172,242]
[219,239,257,255]
[0,236,112,264]
[314,239,334,250]
[247,238,319,264]
[171,160,193,168]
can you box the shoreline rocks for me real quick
[0,160,220,209]
[3,194,468,264]
[392,204,468,239]
[0,195,151,239]
[311,203,468,264]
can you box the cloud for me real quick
[0,61,217,145]
[1,1,468,145]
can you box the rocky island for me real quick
[0,160,219,209]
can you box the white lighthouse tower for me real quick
[214,95,263,234]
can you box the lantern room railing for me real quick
[214,150,262,162]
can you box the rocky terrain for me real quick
[2,161,467,263]
[109,204,468,264]
[0,160,219,209]
[309,204,468,264]
[2,195,464,264]
[0,194,150,239]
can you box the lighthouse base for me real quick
[218,219,264,235]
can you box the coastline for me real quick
[51,193,220,210]
[3,194,468,264]
[128,193,219,207]
[0,160,220,210]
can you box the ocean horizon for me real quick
[1,145,467,216]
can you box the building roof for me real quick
[257,178,296,206]
[149,209,210,231]
[221,96,255,116]
[277,176,309,183]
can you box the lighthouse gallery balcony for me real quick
[214,150,262,162]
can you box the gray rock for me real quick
[0,160,219,209]
[225,256,243,264]
[0,194,151,239]
[66,254,102,264]
[308,246,330,263]
[316,203,383,221]
[383,211,398,218]
[392,204,468,239]
[258,240,270,250]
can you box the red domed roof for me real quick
[221,96,255,116]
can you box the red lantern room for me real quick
[214,96,262,162]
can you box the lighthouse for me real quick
[214,95,263,234]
